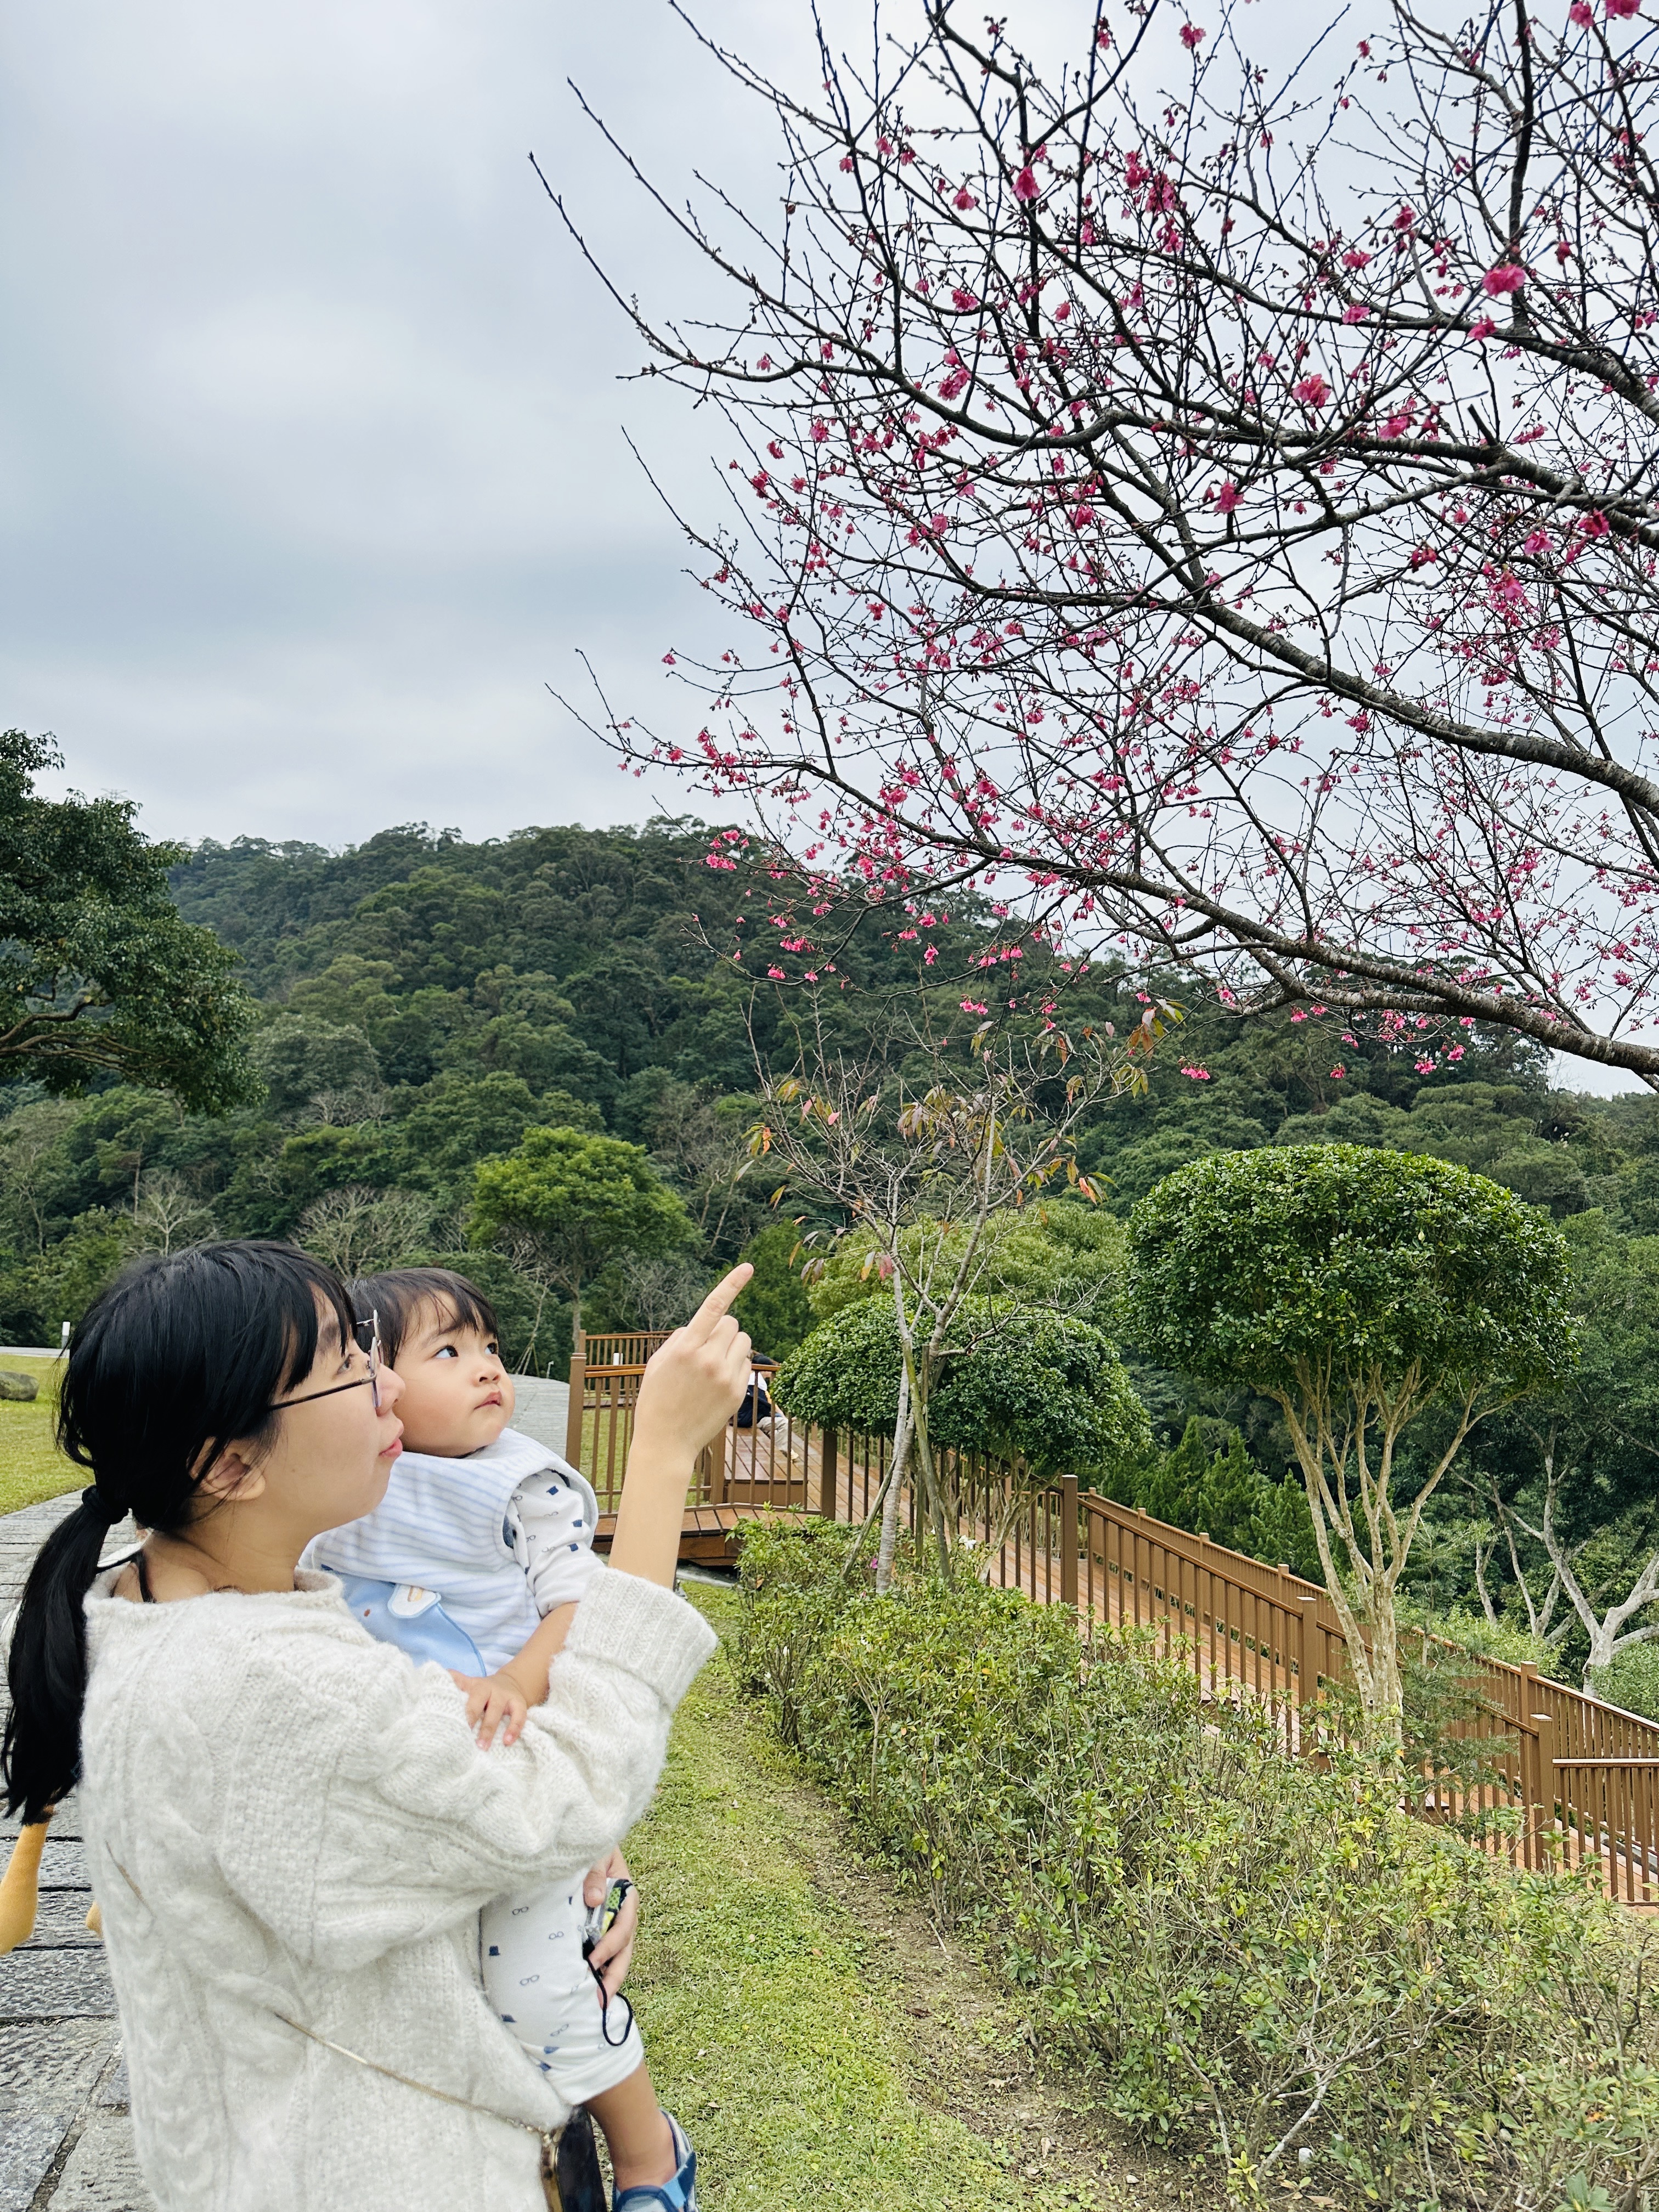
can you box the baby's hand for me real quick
[448,1669,529,1750]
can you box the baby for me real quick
[304,1267,696,2212]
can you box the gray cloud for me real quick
[1,0,812,847]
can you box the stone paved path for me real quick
[0,1378,568,2207]
[2,1493,149,2211]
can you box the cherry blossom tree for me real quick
[554,0,1659,1082]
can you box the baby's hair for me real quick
[349,1267,501,1372]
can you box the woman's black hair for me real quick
[1,1240,355,1824]
[348,1267,500,1372]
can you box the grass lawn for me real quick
[0,1352,75,1517]
[624,1583,1180,2212]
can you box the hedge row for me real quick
[731,1521,1659,2209]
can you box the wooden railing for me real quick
[565,1333,1659,1906]
[567,1333,831,1517]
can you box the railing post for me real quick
[1297,1594,1319,1733]
[565,1346,586,1468]
[819,1429,838,1519]
[1531,1697,1559,1876]
[1060,1476,1079,1610]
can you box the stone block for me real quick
[21,1891,104,1946]
[49,2111,156,2211]
[38,1837,91,1888]
[0,2020,114,2112]
[0,2109,70,2211]
[0,1374,38,1402]
[0,1948,116,2017]
[0,2023,116,2211]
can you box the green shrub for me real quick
[732,1221,817,1360]
[772,1299,1149,1479]
[1106,1417,1322,1579]
[735,1526,1659,2209]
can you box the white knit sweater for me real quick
[78,1563,717,2212]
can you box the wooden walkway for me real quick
[571,1333,1659,1910]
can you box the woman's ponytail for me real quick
[1,1241,355,1827]
[3,1488,123,1822]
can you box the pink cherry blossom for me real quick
[1569,1,1593,18]
[1013,166,1040,202]
[1468,315,1497,339]
[1482,263,1527,296]
[1216,481,1241,513]
[1342,302,1370,322]
[1180,23,1207,47]
[1607,0,1640,18]
[1293,374,1331,407]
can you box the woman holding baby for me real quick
[1,1239,749,2212]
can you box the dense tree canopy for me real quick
[470,1127,693,1338]
[774,1295,1149,1482]
[0,731,256,1109]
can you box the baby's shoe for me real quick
[612,2112,696,2212]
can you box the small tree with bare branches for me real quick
[752,999,1171,1581]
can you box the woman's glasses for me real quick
[267,1312,384,1415]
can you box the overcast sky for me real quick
[2,0,831,851]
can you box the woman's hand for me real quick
[610,1265,753,1589]
[583,1847,639,2002]
[631,1264,754,1464]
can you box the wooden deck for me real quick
[594,1500,812,1568]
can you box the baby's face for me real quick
[388,1305,516,1457]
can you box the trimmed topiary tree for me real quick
[775,1299,1149,1486]
[1125,1145,1575,1744]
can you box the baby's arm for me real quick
[457,1465,605,1747]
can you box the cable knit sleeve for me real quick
[215,1568,716,1971]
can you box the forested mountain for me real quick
[3,814,1658,1697]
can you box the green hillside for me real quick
[2,814,1657,1692]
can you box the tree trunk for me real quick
[1291,1449,1406,1757]
[874,1362,911,1596]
